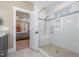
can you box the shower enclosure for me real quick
[38,2,79,57]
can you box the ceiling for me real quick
[31,1,61,7]
[30,1,75,11]
[31,1,62,11]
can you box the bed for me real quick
[16,32,29,40]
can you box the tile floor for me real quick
[8,39,45,57]
[9,40,79,57]
[40,44,79,57]
[7,48,45,57]
[16,39,29,51]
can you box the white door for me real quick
[30,5,38,51]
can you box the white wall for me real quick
[49,2,79,54]
[38,6,50,46]
[38,20,50,46]
[30,4,38,51]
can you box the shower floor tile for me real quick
[40,44,79,57]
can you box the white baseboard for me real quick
[38,48,49,57]
[8,48,16,54]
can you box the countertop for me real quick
[0,31,8,37]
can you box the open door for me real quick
[30,5,38,51]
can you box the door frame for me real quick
[13,6,31,51]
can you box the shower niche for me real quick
[54,19,63,31]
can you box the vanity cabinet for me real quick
[0,34,8,57]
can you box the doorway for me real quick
[16,11,30,51]
[13,6,38,52]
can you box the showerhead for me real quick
[44,16,49,20]
[39,7,46,13]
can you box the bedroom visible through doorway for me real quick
[16,11,30,51]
